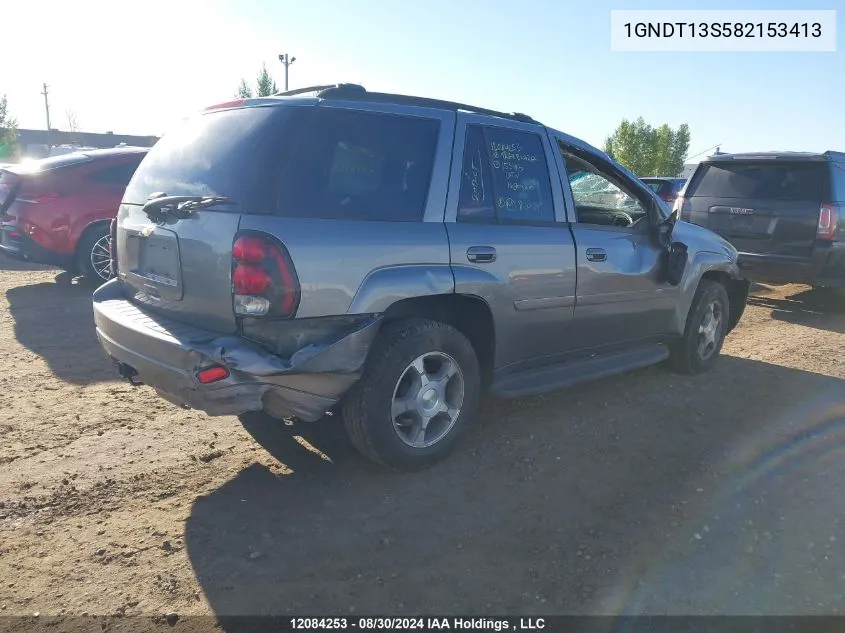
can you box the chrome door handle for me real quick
[467,246,497,263]
[586,248,607,262]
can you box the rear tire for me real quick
[76,224,113,285]
[669,279,730,375]
[342,318,481,472]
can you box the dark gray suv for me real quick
[678,151,845,291]
[92,84,749,471]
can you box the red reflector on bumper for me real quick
[197,366,230,384]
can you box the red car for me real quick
[0,147,148,282]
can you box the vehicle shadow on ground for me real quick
[5,271,115,384]
[748,287,845,335]
[185,356,845,620]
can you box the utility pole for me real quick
[41,82,52,147]
[278,53,296,92]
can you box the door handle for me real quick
[585,248,607,262]
[467,246,497,263]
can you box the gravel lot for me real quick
[1,256,844,619]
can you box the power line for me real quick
[687,143,723,161]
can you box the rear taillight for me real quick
[232,232,300,318]
[818,204,839,240]
[109,218,118,276]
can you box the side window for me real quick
[90,159,142,186]
[457,125,555,224]
[277,108,440,221]
[561,148,648,228]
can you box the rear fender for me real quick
[347,264,455,314]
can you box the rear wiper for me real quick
[141,195,235,220]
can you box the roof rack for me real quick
[273,83,365,97]
[279,83,536,124]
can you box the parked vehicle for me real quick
[641,177,686,207]
[676,152,845,290]
[0,147,147,282]
[92,84,749,471]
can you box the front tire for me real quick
[669,279,730,374]
[342,319,481,471]
[76,224,113,285]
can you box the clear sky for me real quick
[3,0,842,161]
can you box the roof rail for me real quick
[273,83,366,97]
[304,84,537,124]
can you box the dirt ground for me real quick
[1,255,845,620]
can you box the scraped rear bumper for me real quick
[92,279,381,421]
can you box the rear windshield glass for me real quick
[689,162,825,200]
[123,106,282,209]
[830,162,845,202]
[642,180,665,193]
[0,169,20,208]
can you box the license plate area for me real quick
[126,230,183,301]
[710,207,774,240]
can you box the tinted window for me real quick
[830,162,845,202]
[124,106,282,210]
[89,158,143,186]
[457,125,554,223]
[642,180,665,193]
[690,162,825,200]
[276,108,439,221]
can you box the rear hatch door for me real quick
[116,103,290,334]
[685,159,825,259]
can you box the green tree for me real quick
[235,63,278,98]
[603,118,691,177]
[0,95,19,160]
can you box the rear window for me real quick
[689,162,825,201]
[123,106,282,209]
[830,162,845,202]
[642,180,666,193]
[89,158,144,186]
[0,169,20,208]
[275,107,440,221]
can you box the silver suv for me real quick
[93,84,750,471]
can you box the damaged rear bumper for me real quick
[92,279,382,421]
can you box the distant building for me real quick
[2,128,159,160]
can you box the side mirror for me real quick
[655,208,678,248]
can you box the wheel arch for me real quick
[381,294,496,388]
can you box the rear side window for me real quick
[457,125,554,224]
[689,162,824,200]
[276,108,440,221]
[89,158,144,186]
[830,162,845,202]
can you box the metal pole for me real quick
[278,53,296,91]
[41,82,52,148]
